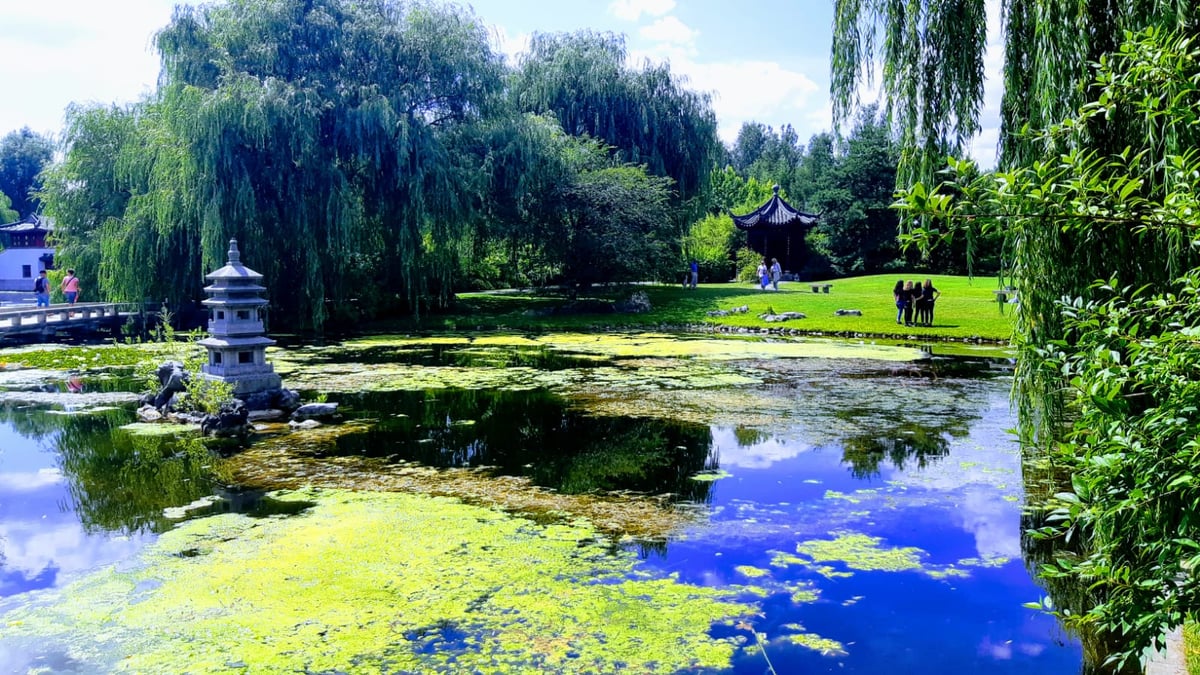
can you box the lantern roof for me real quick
[206,239,264,281]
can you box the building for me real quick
[0,215,54,292]
[730,186,820,277]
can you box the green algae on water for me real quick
[772,532,988,581]
[0,489,755,674]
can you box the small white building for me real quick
[0,215,54,292]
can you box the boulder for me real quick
[835,309,863,316]
[200,399,250,438]
[289,419,323,430]
[247,409,286,422]
[759,312,806,323]
[291,402,340,422]
[136,405,163,422]
[241,387,302,412]
[151,360,190,411]
[707,305,750,317]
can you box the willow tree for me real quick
[832,1,1199,432]
[40,102,205,306]
[140,0,506,330]
[512,31,721,224]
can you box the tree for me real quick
[39,104,157,298]
[0,127,54,218]
[512,31,721,224]
[45,0,507,331]
[684,170,775,282]
[894,28,1200,667]
[556,165,674,289]
[731,122,770,174]
[807,106,902,275]
[0,191,16,224]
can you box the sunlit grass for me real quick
[431,274,1016,341]
[1185,622,1200,674]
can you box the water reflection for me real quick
[0,340,1086,673]
[316,388,719,501]
[0,406,151,599]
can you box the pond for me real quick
[0,333,1082,673]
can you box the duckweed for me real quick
[0,489,756,673]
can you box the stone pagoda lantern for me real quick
[199,239,282,395]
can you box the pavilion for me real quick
[730,185,819,276]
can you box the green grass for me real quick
[1186,622,1200,674]
[401,274,1015,342]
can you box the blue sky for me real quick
[0,0,1001,164]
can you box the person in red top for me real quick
[61,269,80,305]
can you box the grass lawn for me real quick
[405,274,1015,342]
[1187,623,1200,674]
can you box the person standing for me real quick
[903,280,920,326]
[61,269,80,305]
[33,270,50,307]
[921,278,941,326]
[689,259,699,289]
[770,258,782,291]
[893,279,906,324]
[756,259,769,290]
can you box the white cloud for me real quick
[639,16,697,46]
[608,0,676,22]
[969,0,1005,169]
[491,25,532,63]
[0,0,184,136]
[710,426,813,469]
[644,51,822,144]
[0,519,147,578]
[0,469,63,492]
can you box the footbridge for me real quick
[0,303,148,341]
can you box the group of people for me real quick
[755,258,783,291]
[32,268,80,308]
[893,278,939,326]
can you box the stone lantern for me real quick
[199,239,282,395]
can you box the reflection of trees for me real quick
[48,409,227,536]
[732,426,767,447]
[837,413,970,480]
[328,389,719,502]
[0,403,63,440]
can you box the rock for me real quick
[152,361,190,411]
[170,411,207,425]
[759,312,806,323]
[291,402,340,421]
[289,419,323,430]
[200,399,250,437]
[275,388,302,411]
[835,309,863,316]
[137,405,163,422]
[241,387,302,412]
[247,409,285,422]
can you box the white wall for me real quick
[0,248,54,291]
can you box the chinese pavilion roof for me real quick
[730,185,819,230]
[0,214,54,233]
